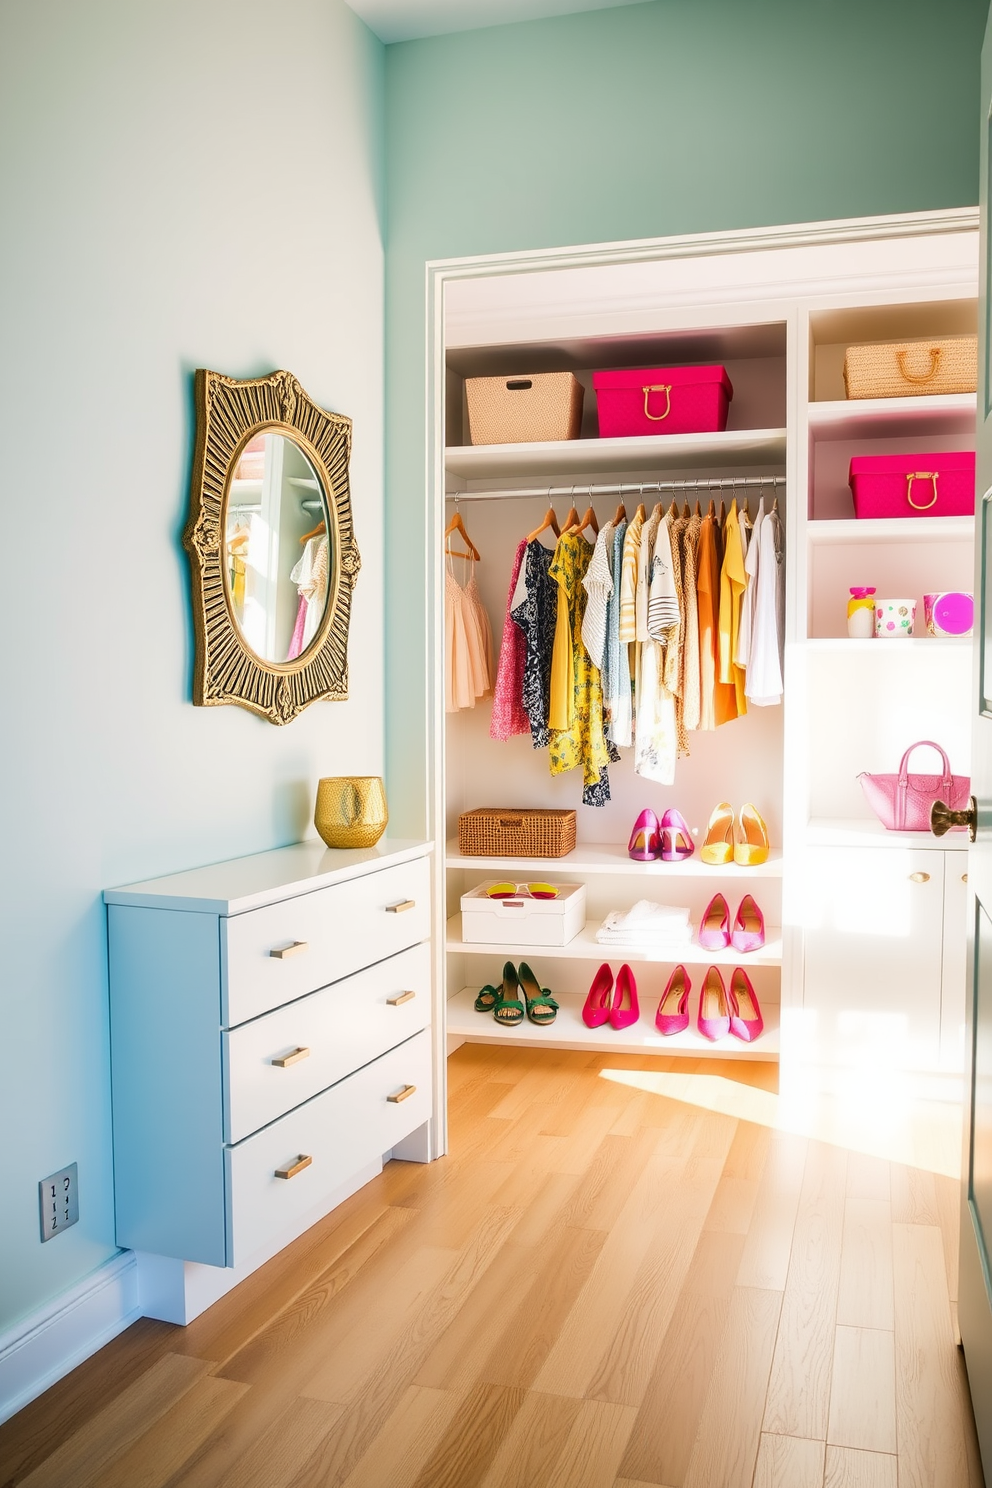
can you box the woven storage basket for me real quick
[843,336,977,399]
[465,372,583,445]
[457,807,577,858]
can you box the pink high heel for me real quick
[583,963,615,1028]
[697,966,731,1041]
[698,892,731,950]
[628,809,661,862]
[729,968,764,1042]
[731,895,766,953]
[610,964,640,1030]
[659,808,695,862]
[655,965,691,1035]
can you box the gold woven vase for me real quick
[314,776,388,849]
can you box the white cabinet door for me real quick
[801,845,944,1071]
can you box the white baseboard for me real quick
[0,1252,141,1426]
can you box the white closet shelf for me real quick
[807,392,976,440]
[806,817,970,851]
[447,985,780,1061]
[806,516,972,545]
[445,839,784,878]
[446,916,783,967]
[444,427,787,481]
[804,637,973,651]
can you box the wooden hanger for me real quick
[635,503,647,521]
[300,520,326,544]
[568,505,599,538]
[682,500,691,519]
[613,500,627,524]
[444,508,481,561]
[707,498,716,519]
[561,501,581,531]
[527,504,561,543]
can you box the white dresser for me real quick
[105,837,434,1323]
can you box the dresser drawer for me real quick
[225,1029,432,1265]
[222,857,430,1025]
[223,941,431,1142]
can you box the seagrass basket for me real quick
[457,807,577,858]
[465,372,583,445]
[843,336,977,399]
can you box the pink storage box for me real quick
[592,365,733,438]
[848,451,975,519]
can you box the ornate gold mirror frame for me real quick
[184,369,361,725]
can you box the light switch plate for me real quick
[39,1163,78,1241]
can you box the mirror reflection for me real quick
[225,432,331,663]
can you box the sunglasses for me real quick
[484,881,560,900]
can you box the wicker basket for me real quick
[843,336,977,399]
[465,372,583,446]
[457,807,577,858]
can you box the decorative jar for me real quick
[847,587,876,638]
[314,776,388,849]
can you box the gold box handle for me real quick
[909,871,931,884]
[906,472,938,511]
[275,1154,312,1180]
[269,940,309,960]
[386,899,416,914]
[387,990,416,1006]
[897,346,942,383]
[642,384,672,421]
[387,1084,417,1104]
[272,1046,311,1068]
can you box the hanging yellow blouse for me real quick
[718,499,748,718]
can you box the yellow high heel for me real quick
[735,803,769,866]
[700,802,735,865]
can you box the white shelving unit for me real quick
[435,210,979,1082]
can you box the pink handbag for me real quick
[858,740,970,832]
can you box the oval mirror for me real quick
[224,431,332,664]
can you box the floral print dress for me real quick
[547,531,615,806]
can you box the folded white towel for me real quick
[600,901,691,932]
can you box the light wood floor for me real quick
[1,1045,985,1488]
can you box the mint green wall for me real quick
[0,0,384,1344]
[382,0,987,833]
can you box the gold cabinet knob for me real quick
[931,797,977,842]
[387,1084,416,1104]
[909,872,931,884]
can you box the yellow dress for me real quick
[547,533,612,804]
[718,500,748,718]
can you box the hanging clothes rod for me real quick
[445,475,785,502]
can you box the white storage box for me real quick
[459,881,586,946]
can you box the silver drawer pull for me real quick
[387,990,416,1007]
[386,899,416,914]
[909,872,931,884]
[387,1084,417,1104]
[272,1046,311,1068]
[269,940,309,960]
[275,1154,312,1180]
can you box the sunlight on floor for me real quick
[598,1065,964,1178]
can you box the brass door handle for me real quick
[931,797,977,842]
[909,872,931,884]
[386,900,416,914]
[275,1154,312,1180]
[272,1046,310,1068]
[387,990,416,1006]
[387,1084,416,1104]
[269,940,309,959]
